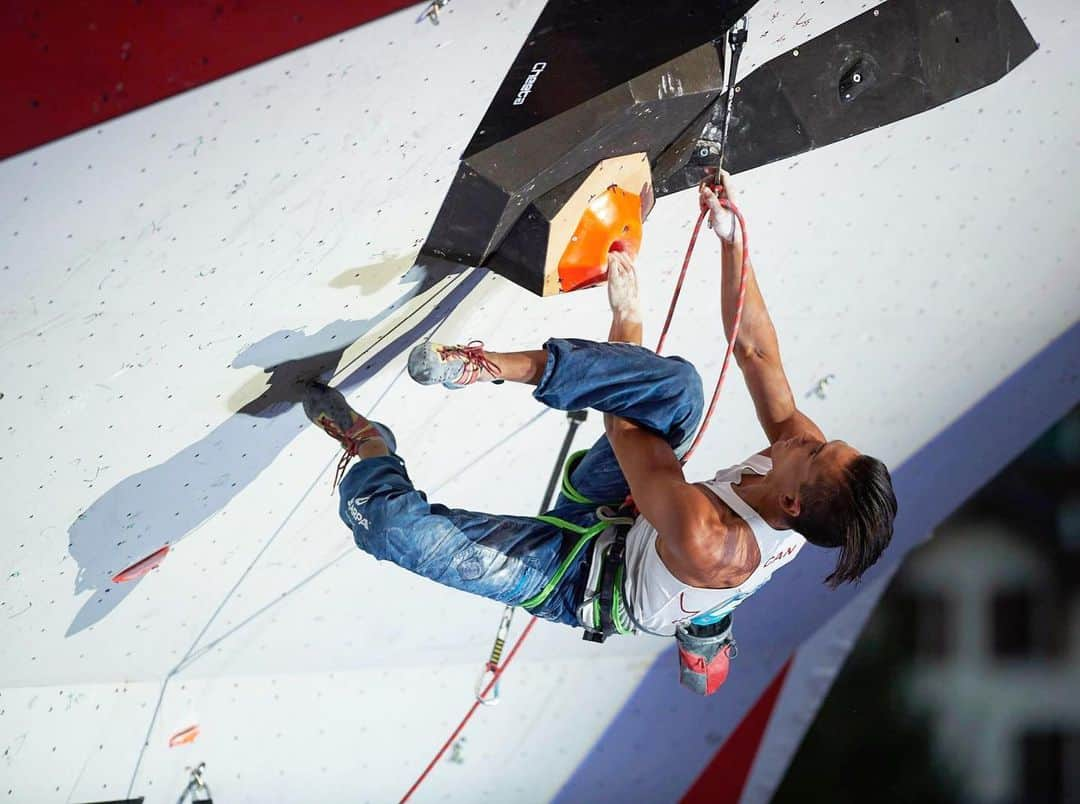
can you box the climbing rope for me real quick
[661,193,749,466]
[399,616,539,803]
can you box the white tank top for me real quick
[623,453,806,636]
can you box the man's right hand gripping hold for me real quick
[304,170,898,637]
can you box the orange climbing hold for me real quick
[112,545,170,583]
[169,724,201,747]
[557,185,643,293]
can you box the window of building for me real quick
[992,589,1033,657]
[991,587,1064,660]
[895,590,949,659]
[1020,729,1080,804]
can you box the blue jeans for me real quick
[337,337,704,627]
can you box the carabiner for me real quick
[475,662,501,706]
[716,15,750,171]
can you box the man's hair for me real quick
[791,454,898,588]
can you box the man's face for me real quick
[770,436,860,515]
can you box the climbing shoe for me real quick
[407,340,504,389]
[303,381,387,488]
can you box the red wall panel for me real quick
[1,1,417,159]
[681,660,793,804]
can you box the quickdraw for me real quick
[474,606,514,705]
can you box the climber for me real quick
[303,171,897,638]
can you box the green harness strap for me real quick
[612,563,631,635]
[580,534,632,634]
[560,448,626,508]
[519,515,610,610]
[519,515,636,635]
[559,449,594,504]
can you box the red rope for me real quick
[661,195,749,465]
[399,189,749,803]
[400,616,539,803]
[654,209,706,355]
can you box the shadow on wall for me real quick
[65,260,476,637]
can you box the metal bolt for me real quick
[792,49,800,57]
[416,1,450,26]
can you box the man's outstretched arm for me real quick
[702,176,824,444]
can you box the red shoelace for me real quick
[438,340,502,385]
[319,416,381,490]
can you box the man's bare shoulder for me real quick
[661,484,760,589]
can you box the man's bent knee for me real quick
[669,357,705,437]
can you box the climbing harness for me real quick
[515,507,636,639]
[520,446,639,642]
[576,507,637,642]
[519,514,611,609]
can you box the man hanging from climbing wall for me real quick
[303,171,897,655]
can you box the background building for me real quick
[779,407,1080,804]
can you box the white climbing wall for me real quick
[1,1,1077,802]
